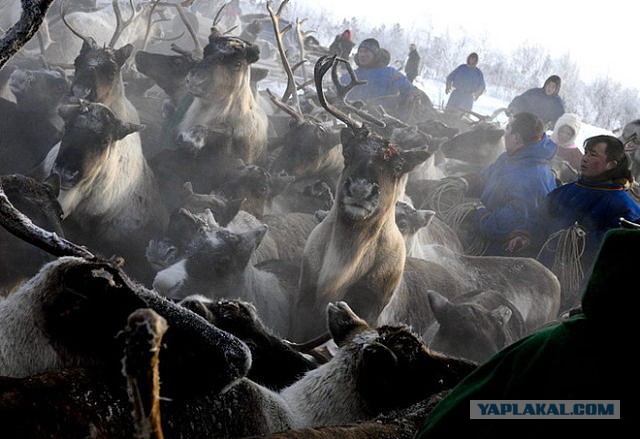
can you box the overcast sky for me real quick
[312,0,638,89]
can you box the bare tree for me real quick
[0,0,54,69]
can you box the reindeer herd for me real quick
[0,0,568,437]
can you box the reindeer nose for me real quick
[346,177,378,200]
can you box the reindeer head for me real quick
[71,41,133,103]
[53,102,143,189]
[326,301,477,415]
[269,111,341,178]
[154,224,268,300]
[186,33,259,99]
[313,56,430,223]
[217,163,294,217]
[135,51,197,102]
[395,201,435,236]
[9,69,69,112]
[337,131,429,222]
[0,175,64,291]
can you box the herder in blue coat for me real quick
[341,38,417,115]
[457,112,558,256]
[444,52,486,112]
[508,75,565,129]
[506,135,640,307]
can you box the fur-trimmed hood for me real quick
[551,113,581,147]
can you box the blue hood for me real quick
[507,134,557,165]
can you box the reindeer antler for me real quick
[141,0,162,51]
[109,0,137,48]
[156,1,202,58]
[294,18,309,83]
[267,0,303,114]
[60,0,96,48]
[266,88,304,125]
[314,55,363,131]
[330,57,385,128]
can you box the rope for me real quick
[426,178,467,215]
[423,178,489,255]
[536,223,586,304]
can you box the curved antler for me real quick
[266,88,304,125]
[267,0,302,114]
[330,58,385,128]
[60,0,96,48]
[314,55,362,131]
[109,0,137,48]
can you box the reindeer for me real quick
[41,101,166,282]
[291,56,430,342]
[175,27,267,165]
[0,174,63,295]
[0,189,250,391]
[155,301,476,437]
[152,221,294,336]
[0,68,69,175]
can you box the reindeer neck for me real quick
[64,134,147,220]
[103,76,139,123]
[186,78,255,125]
[280,336,371,428]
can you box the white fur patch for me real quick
[153,259,187,296]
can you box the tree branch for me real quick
[0,0,55,69]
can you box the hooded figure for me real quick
[444,52,486,112]
[404,43,421,83]
[329,29,355,60]
[508,75,566,127]
[550,112,583,180]
[619,119,640,184]
[456,112,558,256]
[416,228,637,439]
[340,37,416,115]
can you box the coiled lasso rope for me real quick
[426,178,488,255]
[536,222,586,306]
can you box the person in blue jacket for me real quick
[444,52,486,112]
[506,135,640,307]
[341,38,419,116]
[457,112,558,256]
[508,75,565,129]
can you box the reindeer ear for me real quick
[115,44,134,67]
[399,148,431,175]
[244,44,260,64]
[238,225,268,250]
[79,38,96,56]
[115,121,145,140]
[417,209,435,229]
[327,301,368,347]
[250,66,268,82]
[43,173,61,198]
[426,290,454,323]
